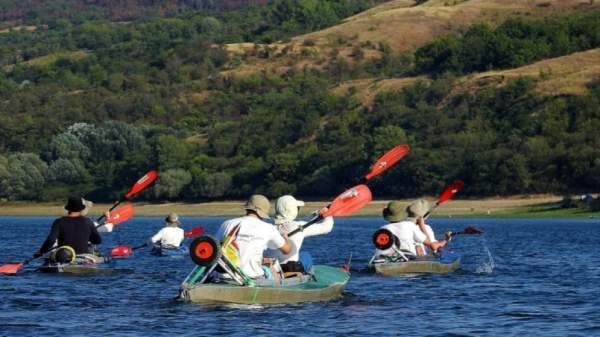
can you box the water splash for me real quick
[475,237,495,274]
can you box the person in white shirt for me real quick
[150,213,185,248]
[216,195,292,279]
[82,200,113,233]
[374,199,450,258]
[266,195,333,273]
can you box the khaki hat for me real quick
[165,212,181,226]
[81,199,93,216]
[274,195,305,225]
[406,199,430,220]
[382,201,404,222]
[244,194,271,219]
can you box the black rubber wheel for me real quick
[189,235,221,266]
[372,229,396,250]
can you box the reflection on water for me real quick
[1,216,600,336]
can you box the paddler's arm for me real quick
[37,221,60,256]
[303,207,333,237]
[278,233,292,255]
[88,219,102,245]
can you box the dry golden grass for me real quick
[331,76,428,106]
[0,195,563,217]
[3,50,90,72]
[223,0,598,78]
[456,48,600,97]
[0,25,37,34]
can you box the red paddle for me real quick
[103,204,135,226]
[111,226,205,257]
[364,144,410,181]
[97,170,158,223]
[424,180,464,219]
[288,185,372,236]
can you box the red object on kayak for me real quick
[184,226,205,238]
[111,246,133,257]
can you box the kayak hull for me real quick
[180,265,349,304]
[373,251,461,275]
[37,254,132,275]
[151,245,187,257]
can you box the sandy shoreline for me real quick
[0,195,566,217]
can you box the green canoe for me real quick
[181,235,349,304]
[180,265,349,304]
[37,254,132,275]
[371,251,461,275]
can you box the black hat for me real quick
[65,196,86,212]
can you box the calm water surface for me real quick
[1,216,599,336]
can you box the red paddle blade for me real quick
[185,226,205,238]
[0,263,23,275]
[438,180,464,205]
[111,246,133,257]
[125,170,158,199]
[462,226,483,235]
[323,184,372,217]
[365,144,410,181]
[109,204,135,225]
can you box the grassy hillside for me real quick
[223,0,600,77]
[0,0,598,202]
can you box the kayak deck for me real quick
[372,251,461,275]
[180,265,350,304]
[37,254,133,275]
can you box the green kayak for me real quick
[370,251,461,275]
[180,265,349,304]
[180,235,349,304]
[37,254,132,275]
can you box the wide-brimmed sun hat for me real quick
[405,198,430,221]
[274,195,305,225]
[382,200,404,222]
[81,199,93,216]
[64,196,86,213]
[244,194,271,219]
[165,212,181,226]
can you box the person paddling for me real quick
[266,195,333,273]
[33,196,103,258]
[216,195,292,279]
[150,213,185,249]
[81,199,114,233]
[373,199,450,259]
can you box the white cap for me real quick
[274,195,305,225]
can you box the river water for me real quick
[1,216,599,336]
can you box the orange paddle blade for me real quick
[323,184,372,217]
[438,180,464,205]
[0,263,23,275]
[109,204,135,225]
[125,170,158,199]
[365,144,410,181]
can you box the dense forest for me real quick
[0,1,599,202]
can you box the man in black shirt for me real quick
[34,196,102,257]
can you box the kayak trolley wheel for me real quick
[189,235,221,266]
[372,229,397,250]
